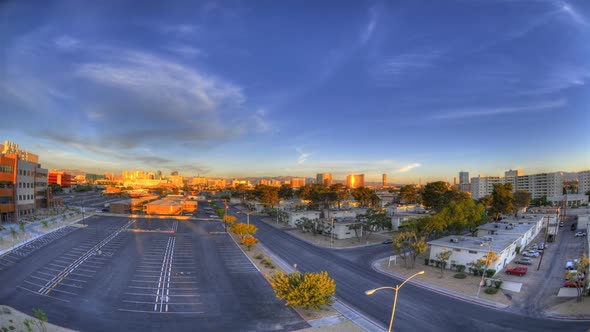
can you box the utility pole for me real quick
[223,199,228,233]
[537,214,552,271]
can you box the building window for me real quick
[468,250,477,254]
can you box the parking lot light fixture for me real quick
[365,271,425,332]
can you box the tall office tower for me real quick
[459,171,469,184]
[382,174,388,187]
[316,173,333,187]
[346,174,365,189]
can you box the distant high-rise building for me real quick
[459,171,469,184]
[316,173,333,187]
[346,174,365,189]
[382,174,388,187]
[291,177,306,188]
[171,171,179,176]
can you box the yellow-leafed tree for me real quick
[268,271,336,310]
[223,215,237,226]
[230,223,258,238]
[241,234,258,251]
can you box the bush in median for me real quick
[454,273,467,279]
[484,287,498,295]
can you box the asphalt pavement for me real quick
[237,210,590,332]
[0,211,307,331]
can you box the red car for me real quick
[506,266,528,276]
[564,281,584,288]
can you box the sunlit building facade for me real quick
[316,173,333,187]
[346,174,365,189]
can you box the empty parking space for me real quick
[0,226,77,271]
[211,236,259,274]
[118,236,204,314]
[18,220,133,302]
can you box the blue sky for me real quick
[1,0,589,183]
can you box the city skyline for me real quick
[1,1,589,183]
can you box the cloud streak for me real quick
[432,99,567,120]
[396,163,422,173]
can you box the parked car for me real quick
[530,244,538,250]
[559,222,564,227]
[382,239,393,244]
[209,215,219,218]
[574,232,586,237]
[523,251,540,257]
[564,281,584,288]
[506,266,528,276]
[515,257,533,265]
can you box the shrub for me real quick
[450,263,457,271]
[457,265,466,273]
[255,254,264,260]
[429,259,435,265]
[485,269,496,278]
[515,246,521,254]
[494,280,503,289]
[454,273,467,279]
[268,271,336,310]
[484,287,498,295]
[424,258,430,266]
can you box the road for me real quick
[232,207,590,332]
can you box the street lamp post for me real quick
[476,242,492,297]
[365,270,425,332]
[237,210,253,225]
[81,197,85,225]
[223,199,228,233]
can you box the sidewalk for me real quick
[0,210,88,255]
[372,257,509,310]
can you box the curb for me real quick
[257,242,386,332]
[0,215,89,256]
[371,257,509,310]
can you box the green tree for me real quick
[421,181,451,212]
[33,307,48,332]
[513,190,532,217]
[329,183,349,209]
[398,185,420,204]
[255,185,280,207]
[278,184,294,200]
[10,226,17,240]
[19,222,26,234]
[392,231,418,267]
[490,183,514,220]
[477,195,493,210]
[268,271,336,310]
[435,248,453,277]
[48,183,62,194]
[351,187,374,208]
[409,234,428,268]
[565,254,589,302]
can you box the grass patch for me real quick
[484,287,498,295]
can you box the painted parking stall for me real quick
[18,220,133,302]
[0,227,77,271]
[119,235,204,314]
[212,235,259,274]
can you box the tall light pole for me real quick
[237,210,253,225]
[477,241,492,297]
[223,199,228,233]
[365,270,425,332]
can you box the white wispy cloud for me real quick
[296,148,310,165]
[432,99,567,120]
[166,44,204,57]
[396,163,422,173]
[161,24,198,35]
[558,1,588,25]
[360,6,379,44]
[379,51,441,76]
[55,35,79,50]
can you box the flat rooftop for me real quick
[428,235,521,252]
[146,199,182,206]
[477,222,536,236]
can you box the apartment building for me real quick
[470,170,589,200]
[291,177,306,188]
[0,155,16,223]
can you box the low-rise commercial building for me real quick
[109,195,158,214]
[428,235,520,273]
[476,215,544,250]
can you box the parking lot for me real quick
[0,213,308,331]
[500,215,588,314]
